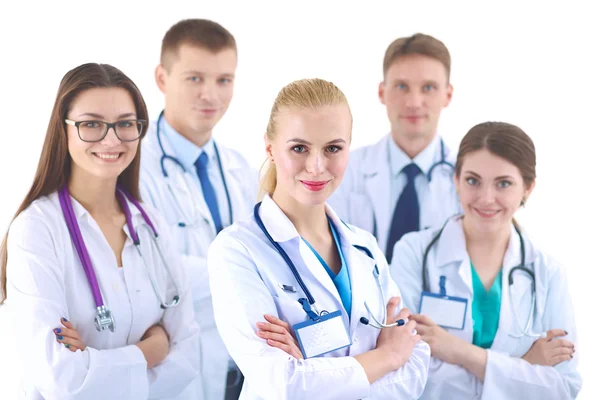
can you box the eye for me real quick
[466,177,479,186]
[188,76,201,83]
[396,83,407,90]
[497,180,512,188]
[423,84,435,92]
[83,121,101,128]
[218,78,232,84]
[325,145,341,153]
[117,120,134,128]
[292,145,307,153]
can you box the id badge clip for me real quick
[293,299,352,359]
[419,276,468,330]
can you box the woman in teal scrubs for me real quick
[386,121,582,399]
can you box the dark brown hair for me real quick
[0,63,149,304]
[455,121,536,188]
[160,19,237,71]
[383,33,451,80]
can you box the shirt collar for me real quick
[160,116,216,171]
[388,134,440,177]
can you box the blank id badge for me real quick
[293,310,352,359]
[419,292,468,330]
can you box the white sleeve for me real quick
[146,214,201,399]
[390,233,427,314]
[6,214,149,400]
[481,261,582,399]
[207,233,371,400]
[367,238,430,399]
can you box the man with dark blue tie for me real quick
[139,19,258,400]
[329,33,461,262]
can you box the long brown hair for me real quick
[0,63,149,304]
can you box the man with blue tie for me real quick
[329,33,461,262]
[139,19,258,400]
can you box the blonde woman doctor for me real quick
[390,122,582,399]
[207,78,430,400]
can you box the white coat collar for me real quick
[435,215,539,269]
[144,118,245,172]
[257,194,364,247]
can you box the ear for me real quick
[155,65,168,94]
[264,133,274,162]
[378,81,386,105]
[444,83,454,107]
[522,179,536,205]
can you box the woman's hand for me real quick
[522,329,575,366]
[375,297,422,370]
[411,313,465,364]
[137,324,170,368]
[257,314,303,360]
[54,317,86,352]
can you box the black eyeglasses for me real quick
[65,119,146,142]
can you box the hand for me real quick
[411,313,464,364]
[137,324,170,369]
[375,297,421,370]
[54,317,86,352]
[257,314,304,360]
[522,329,574,366]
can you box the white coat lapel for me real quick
[363,136,391,248]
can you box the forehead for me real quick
[69,87,136,117]
[170,44,237,74]
[275,105,352,142]
[385,54,447,83]
[461,150,521,177]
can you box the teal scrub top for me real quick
[471,262,502,349]
[302,218,352,317]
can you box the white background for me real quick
[0,1,598,398]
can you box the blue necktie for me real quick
[195,152,223,233]
[385,163,421,263]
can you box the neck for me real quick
[390,130,436,159]
[271,189,329,239]
[463,217,512,266]
[68,168,120,217]
[163,109,212,148]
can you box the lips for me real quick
[92,152,123,162]
[300,180,329,192]
[474,207,501,219]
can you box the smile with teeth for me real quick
[93,152,121,160]
[475,207,500,217]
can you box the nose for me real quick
[305,151,325,176]
[100,126,121,146]
[404,90,423,110]
[480,184,496,204]
[198,81,218,103]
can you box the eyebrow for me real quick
[76,112,137,119]
[464,170,515,180]
[183,70,235,78]
[286,138,347,145]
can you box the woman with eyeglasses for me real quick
[0,63,200,400]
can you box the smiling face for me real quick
[267,104,352,207]
[379,54,452,143]
[156,44,237,141]
[455,149,535,234]
[66,87,139,182]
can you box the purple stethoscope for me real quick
[58,185,181,332]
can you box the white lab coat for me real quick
[328,134,460,252]
[5,191,200,400]
[207,194,431,400]
[140,121,259,400]
[390,215,582,399]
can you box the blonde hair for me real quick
[259,78,351,197]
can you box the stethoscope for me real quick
[253,202,406,329]
[372,137,455,239]
[156,110,233,232]
[59,185,181,332]
[421,217,541,338]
